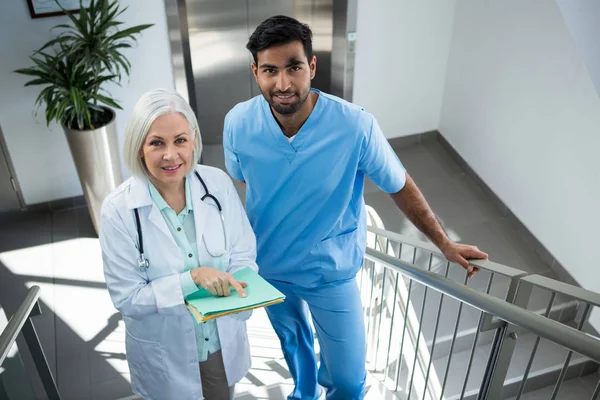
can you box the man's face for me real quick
[251,40,316,115]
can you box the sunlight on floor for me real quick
[0,237,299,398]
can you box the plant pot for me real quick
[63,107,122,235]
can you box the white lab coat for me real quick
[99,165,257,400]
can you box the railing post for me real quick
[479,279,533,400]
[0,378,9,399]
[21,316,61,400]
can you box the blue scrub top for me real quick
[224,89,406,288]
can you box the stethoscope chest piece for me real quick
[138,254,149,271]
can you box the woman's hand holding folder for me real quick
[185,267,285,323]
[190,267,248,298]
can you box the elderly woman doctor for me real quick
[99,89,257,400]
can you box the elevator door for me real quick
[185,0,333,145]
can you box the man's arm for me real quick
[389,173,488,277]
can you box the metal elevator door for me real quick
[183,0,333,145]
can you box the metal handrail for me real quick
[0,285,40,365]
[521,274,600,308]
[365,247,600,363]
[367,225,526,278]
[0,285,60,399]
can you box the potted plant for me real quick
[15,0,153,233]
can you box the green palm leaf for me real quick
[14,0,152,129]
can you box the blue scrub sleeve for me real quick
[359,116,407,193]
[179,271,199,298]
[223,115,244,181]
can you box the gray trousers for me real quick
[200,350,235,399]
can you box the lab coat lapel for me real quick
[148,205,176,246]
[126,175,177,247]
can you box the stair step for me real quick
[433,330,596,400]
[367,278,579,364]
[372,331,597,400]
[505,372,600,400]
[365,378,403,400]
[427,299,578,361]
[235,368,385,399]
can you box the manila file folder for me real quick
[185,267,285,323]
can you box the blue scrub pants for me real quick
[265,278,366,400]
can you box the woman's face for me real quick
[140,112,195,187]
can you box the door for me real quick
[0,124,25,212]
[181,0,334,145]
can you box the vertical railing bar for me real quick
[422,261,451,400]
[407,253,434,399]
[384,272,400,382]
[367,252,375,340]
[367,234,386,369]
[372,238,391,369]
[591,379,600,400]
[365,234,381,367]
[21,318,61,400]
[366,257,377,360]
[576,303,591,332]
[550,303,592,400]
[486,273,495,294]
[515,291,557,400]
[389,242,404,384]
[440,271,470,400]
[460,273,494,399]
[395,274,414,392]
[374,266,388,370]
[376,238,392,375]
[393,247,418,392]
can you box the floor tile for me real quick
[75,206,97,238]
[91,374,134,400]
[51,209,79,243]
[54,317,91,399]
[395,143,464,186]
[0,212,52,252]
[451,218,552,276]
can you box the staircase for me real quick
[362,220,600,400]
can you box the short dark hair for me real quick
[246,15,313,64]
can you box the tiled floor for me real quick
[0,139,595,399]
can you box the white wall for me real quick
[0,0,174,205]
[440,0,600,329]
[556,0,600,98]
[352,0,456,138]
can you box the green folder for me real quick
[185,267,285,323]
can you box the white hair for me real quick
[123,88,202,179]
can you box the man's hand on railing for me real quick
[390,173,488,278]
[439,241,488,278]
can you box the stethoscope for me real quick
[134,171,227,272]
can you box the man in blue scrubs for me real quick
[223,15,488,400]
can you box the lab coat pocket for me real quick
[125,330,168,399]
